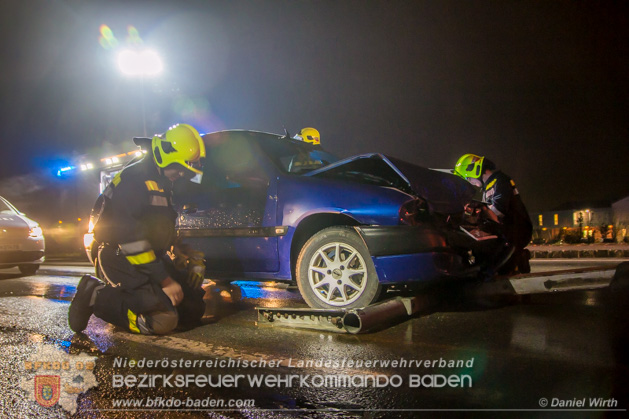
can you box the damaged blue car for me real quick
[173,130,507,309]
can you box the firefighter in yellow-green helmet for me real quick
[69,124,207,335]
[454,153,533,275]
[152,123,206,176]
[454,154,485,187]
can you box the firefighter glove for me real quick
[172,246,188,271]
[186,251,205,289]
[161,277,183,307]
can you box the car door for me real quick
[174,133,279,275]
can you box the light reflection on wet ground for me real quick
[0,260,627,417]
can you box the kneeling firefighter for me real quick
[69,124,207,335]
[454,154,533,275]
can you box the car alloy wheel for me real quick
[296,226,380,309]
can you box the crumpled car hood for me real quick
[306,153,477,214]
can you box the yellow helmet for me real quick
[299,127,320,145]
[454,154,484,179]
[152,124,206,174]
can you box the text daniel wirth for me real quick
[551,397,618,408]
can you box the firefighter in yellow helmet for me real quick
[454,154,533,275]
[69,124,207,335]
[297,127,320,145]
[289,127,324,173]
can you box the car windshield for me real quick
[311,155,415,195]
[0,198,18,214]
[257,136,340,174]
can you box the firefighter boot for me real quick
[519,249,531,274]
[68,275,103,333]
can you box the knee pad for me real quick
[143,311,179,335]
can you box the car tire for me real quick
[296,226,381,309]
[19,264,39,276]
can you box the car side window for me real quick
[0,199,17,214]
[173,135,270,230]
[203,136,268,190]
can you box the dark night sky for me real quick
[0,0,627,212]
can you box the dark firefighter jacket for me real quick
[91,152,177,285]
[482,170,533,249]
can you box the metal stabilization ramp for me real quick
[473,266,618,297]
[256,296,425,334]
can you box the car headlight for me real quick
[83,232,95,249]
[29,226,43,238]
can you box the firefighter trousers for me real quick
[92,245,204,334]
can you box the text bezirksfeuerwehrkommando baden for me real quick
[112,357,475,389]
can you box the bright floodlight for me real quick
[117,48,163,77]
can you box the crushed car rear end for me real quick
[305,154,509,285]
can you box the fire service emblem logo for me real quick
[34,375,60,407]
[21,344,97,414]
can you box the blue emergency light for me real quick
[56,166,76,177]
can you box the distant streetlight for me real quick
[117,48,163,136]
[117,49,163,76]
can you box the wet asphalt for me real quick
[0,259,627,418]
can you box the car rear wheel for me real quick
[296,227,381,309]
[19,264,39,276]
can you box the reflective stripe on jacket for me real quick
[92,154,177,284]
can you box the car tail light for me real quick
[399,198,428,225]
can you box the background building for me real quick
[612,196,629,243]
[532,201,618,243]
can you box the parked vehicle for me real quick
[0,195,45,275]
[171,130,508,309]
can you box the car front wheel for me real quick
[296,226,381,309]
[19,264,39,276]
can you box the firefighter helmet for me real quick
[298,127,320,145]
[152,124,206,175]
[454,154,484,180]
